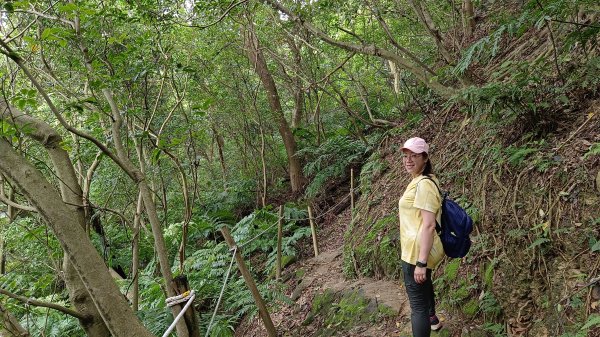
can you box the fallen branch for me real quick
[554,112,596,152]
[557,275,600,305]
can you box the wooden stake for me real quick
[220,227,277,337]
[276,205,283,281]
[350,168,355,210]
[307,206,319,257]
[173,275,201,337]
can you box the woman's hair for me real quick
[422,153,434,176]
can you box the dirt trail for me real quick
[291,248,408,316]
[236,210,413,336]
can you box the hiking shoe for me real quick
[430,315,443,331]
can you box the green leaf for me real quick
[2,2,14,12]
[0,121,16,137]
[581,314,600,330]
[150,148,161,164]
[583,143,600,159]
[57,3,78,13]
[41,27,61,40]
[528,237,550,250]
[591,239,600,253]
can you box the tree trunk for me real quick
[260,123,267,207]
[173,276,201,337]
[212,125,228,183]
[288,37,305,129]
[0,302,29,337]
[388,60,401,94]
[243,21,305,192]
[0,179,11,276]
[405,0,455,64]
[0,139,154,337]
[0,102,110,336]
[131,190,144,312]
[462,0,475,39]
[106,106,189,335]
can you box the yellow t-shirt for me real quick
[398,175,444,269]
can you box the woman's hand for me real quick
[414,266,427,284]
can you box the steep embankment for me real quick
[236,99,599,336]
[344,101,600,336]
[236,3,600,336]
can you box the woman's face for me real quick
[402,150,427,177]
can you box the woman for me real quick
[398,137,444,336]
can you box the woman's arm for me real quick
[414,209,436,284]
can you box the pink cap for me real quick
[401,137,429,154]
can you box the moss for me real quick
[312,289,336,314]
[378,232,402,278]
[354,243,375,276]
[444,259,461,282]
[342,244,357,278]
[343,214,400,278]
[308,289,396,336]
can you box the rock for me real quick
[592,285,600,300]
[365,298,378,313]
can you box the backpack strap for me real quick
[419,176,445,198]
[418,176,444,232]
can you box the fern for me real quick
[483,322,506,337]
[298,135,371,198]
[581,314,600,331]
[583,143,600,160]
[359,152,387,196]
[480,292,502,317]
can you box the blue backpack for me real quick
[422,177,473,258]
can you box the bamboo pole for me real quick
[220,227,277,337]
[276,205,283,281]
[307,206,319,257]
[350,168,355,210]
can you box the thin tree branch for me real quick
[12,9,74,27]
[4,18,37,44]
[0,192,37,212]
[367,0,436,76]
[0,41,134,181]
[0,288,88,320]
[260,0,457,97]
[305,52,355,91]
[170,0,248,29]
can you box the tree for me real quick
[0,138,154,337]
[260,0,460,98]
[0,3,196,335]
[243,14,306,192]
[0,102,111,335]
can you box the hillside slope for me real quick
[235,2,600,336]
[235,98,599,336]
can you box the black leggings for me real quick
[402,261,436,337]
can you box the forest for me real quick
[0,0,598,336]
